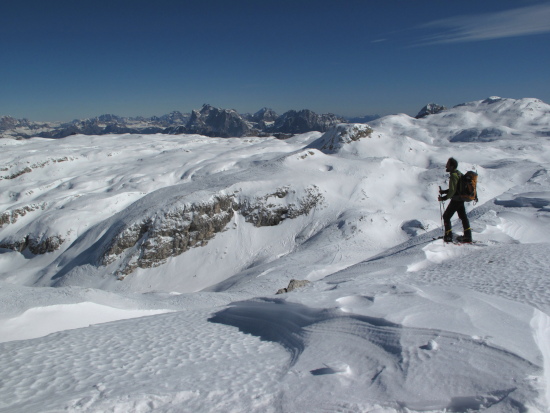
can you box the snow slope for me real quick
[1,97,550,412]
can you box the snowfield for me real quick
[1,97,550,412]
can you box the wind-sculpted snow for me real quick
[1,97,550,412]
[210,296,540,412]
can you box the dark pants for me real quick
[443,199,470,234]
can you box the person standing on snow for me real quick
[438,157,472,243]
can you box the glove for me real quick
[438,195,445,202]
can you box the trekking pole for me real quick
[438,186,445,245]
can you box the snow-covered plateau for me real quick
[1,96,550,412]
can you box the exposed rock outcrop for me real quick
[0,234,64,254]
[1,204,46,227]
[182,105,254,138]
[272,110,345,134]
[240,186,323,227]
[100,187,324,279]
[309,124,373,153]
[248,107,279,123]
[102,195,237,278]
[1,116,32,131]
[1,158,73,181]
[276,279,311,294]
[415,103,447,119]
[148,111,191,126]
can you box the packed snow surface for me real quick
[1,97,550,412]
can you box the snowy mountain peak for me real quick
[0,115,31,131]
[251,107,279,123]
[482,96,504,104]
[97,114,124,123]
[273,110,346,134]
[415,103,447,119]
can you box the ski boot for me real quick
[456,228,472,243]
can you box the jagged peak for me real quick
[415,103,447,119]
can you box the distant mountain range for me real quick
[0,105,381,139]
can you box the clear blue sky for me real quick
[2,0,550,121]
